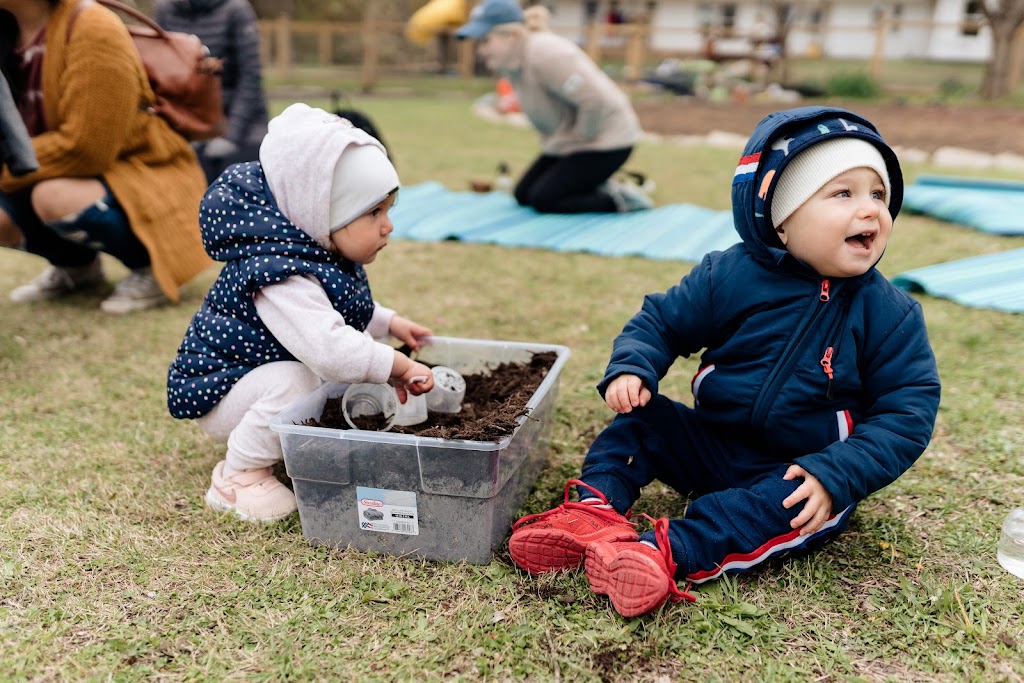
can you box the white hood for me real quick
[259,103,397,249]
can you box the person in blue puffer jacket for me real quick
[508,106,941,617]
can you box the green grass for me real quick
[265,57,1024,105]
[2,92,1023,682]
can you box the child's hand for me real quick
[389,315,433,353]
[605,374,651,414]
[782,465,834,535]
[391,357,434,403]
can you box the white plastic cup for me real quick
[341,383,398,431]
[426,366,466,414]
[394,392,428,426]
[997,507,1024,580]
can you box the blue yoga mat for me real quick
[903,175,1024,235]
[390,182,740,262]
[893,248,1024,313]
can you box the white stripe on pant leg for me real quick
[196,361,321,470]
[687,505,855,584]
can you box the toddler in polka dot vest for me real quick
[166,103,435,523]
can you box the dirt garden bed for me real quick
[632,100,1024,156]
[302,350,559,441]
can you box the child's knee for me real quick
[271,362,322,403]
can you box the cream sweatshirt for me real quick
[254,274,397,385]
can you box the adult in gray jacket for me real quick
[154,0,269,184]
[457,0,649,213]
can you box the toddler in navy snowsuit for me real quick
[167,104,435,523]
[509,106,941,617]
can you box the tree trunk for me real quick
[981,25,1016,98]
[771,2,791,85]
[979,0,1024,99]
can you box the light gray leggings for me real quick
[196,361,321,471]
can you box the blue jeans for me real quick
[0,182,149,269]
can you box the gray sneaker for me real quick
[603,178,655,213]
[100,266,169,314]
[9,258,105,303]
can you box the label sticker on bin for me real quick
[356,487,419,535]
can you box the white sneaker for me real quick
[9,258,105,303]
[100,266,169,314]
[205,460,298,523]
[605,178,655,213]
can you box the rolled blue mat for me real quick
[893,248,1024,313]
[903,175,1024,235]
[390,182,740,263]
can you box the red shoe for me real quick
[509,479,638,574]
[585,516,696,617]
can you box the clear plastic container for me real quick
[997,507,1024,580]
[269,336,570,564]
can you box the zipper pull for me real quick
[819,279,831,302]
[820,346,834,400]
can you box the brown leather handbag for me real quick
[68,0,226,141]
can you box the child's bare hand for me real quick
[782,465,833,535]
[604,374,651,414]
[391,361,434,403]
[389,315,433,352]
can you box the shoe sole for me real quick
[585,542,672,618]
[9,282,106,304]
[100,295,169,314]
[205,488,296,523]
[509,526,638,574]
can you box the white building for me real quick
[541,0,993,62]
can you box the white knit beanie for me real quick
[259,103,398,250]
[770,138,891,229]
[329,144,399,232]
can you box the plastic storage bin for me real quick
[270,336,571,564]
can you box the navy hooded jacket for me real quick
[166,161,374,419]
[598,107,941,512]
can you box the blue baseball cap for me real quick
[455,0,525,39]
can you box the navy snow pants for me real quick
[579,394,854,583]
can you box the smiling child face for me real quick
[776,167,892,278]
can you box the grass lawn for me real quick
[2,92,1023,682]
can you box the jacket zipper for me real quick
[751,279,832,429]
[820,346,835,400]
[819,290,852,400]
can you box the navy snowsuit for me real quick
[579,107,941,583]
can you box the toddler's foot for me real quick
[508,479,638,574]
[584,517,695,618]
[205,460,297,522]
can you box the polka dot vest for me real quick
[166,161,374,419]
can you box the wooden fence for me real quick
[258,15,1024,92]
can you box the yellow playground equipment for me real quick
[406,0,470,44]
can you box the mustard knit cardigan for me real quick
[0,0,213,300]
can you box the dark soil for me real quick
[633,100,1024,155]
[302,350,558,441]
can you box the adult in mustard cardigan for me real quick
[0,0,212,313]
